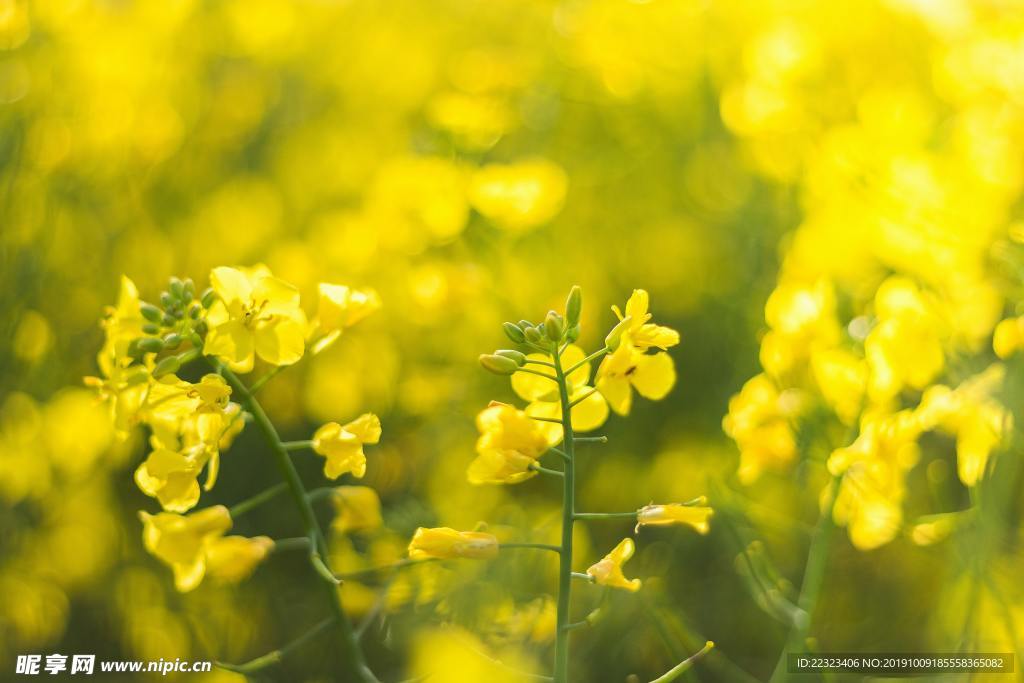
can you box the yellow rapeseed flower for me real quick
[468,159,567,232]
[312,413,382,479]
[609,289,681,351]
[468,401,550,484]
[139,505,232,592]
[203,265,308,373]
[636,501,713,534]
[596,337,675,416]
[311,283,381,354]
[408,527,499,560]
[586,538,641,592]
[204,535,275,583]
[722,374,800,484]
[993,316,1024,358]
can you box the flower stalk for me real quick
[552,344,576,683]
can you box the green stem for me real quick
[769,474,841,683]
[209,358,378,683]
[230,482,288,518]
[216,616,336,675]
[283,439,314,451]
[337,558,436,581]
[649,641,715,683]
[574,436,608,444]
[271,537,311,554]
[571,572,595,583]
[574,511,637,521]
[249,365,284,394]
[531,463,565,477]
[565,346,609,376]
[552,347,576,683]
[517,367,559,381]
[500,542,562,553]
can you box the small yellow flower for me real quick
[810,347,866,425]
[311,283,381,354]
[609,289,680,351]
[408,527,499,560]
[636,502,713,534]
[993,316,1024,358]
[205,535,275,583]
[468,402,549,485]
[596,336,676,416]
[187,373,232,412]
[203,265,308,373]
[134,444,211,512]
[511,346,609,442]
[759,280,840,378]
[139,505,232,592]
[312,413,382,479]
[331,486,384,534]
[586,538,641,592]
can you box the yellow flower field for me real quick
[3,1,1024,681]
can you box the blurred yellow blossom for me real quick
[204,536,275,584]
[636,502,713,535]
[722,374,800,484]
[408,527,499,560]
[330,486,384,534]
[468,159,567,232]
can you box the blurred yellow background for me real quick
[4,0,1024,681]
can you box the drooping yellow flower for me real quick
[723,374,800,484]
[203,265,308,373]
[915,365,1011,486]
[609,289,681,351]
[586,538,641,592]
[312,413,382,479]
[311,283,381,354]
[468,159,567,232]
[205,535,275,583]
[636,502,713,534]
[993,316,1024,358]
[408,527,499,560]
[511,345,608,442]
[468,401,550,484]
[139,505,232,592]
[330,486,383,534]
[865,277,944,401]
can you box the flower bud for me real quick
[544,311,565,341]
[163,333,183,348]
[140,303,163,323]
[565,323,581,343]
[565,286,582,327]
[494,349,526,366]
[160,292,173,308]
[182,278,196,300]
[137,337,165,354]
[479,354,519,375]
[517,320,533,330]
[200,288,216,309]
[142,323,160,335]
[524,326,542,343]
[169,277,184,300]
[153,355,181,379]
[188,303,202,319]
[605,315,632,350]
[503,322,526,344]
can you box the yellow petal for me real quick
[597,374,632,416]
[254,317,306,367]
[204,319,255,371]
[630,352,675,400]
[210,267,253,308]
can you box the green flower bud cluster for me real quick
[129,276,212,376]
[495,286,583,357]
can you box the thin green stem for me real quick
[209,358,378,683]
[500,542,562,553]
[574,511,637,521]
[552,347,576,683]
[531,415,563,424]
[517,367,559,381]
[649,641,715,683]
[568,388,598,409]
[574,436,608,444]
[530,463,565,477]
[524,358,556,368]
[271,537,311,554]
[249,365,284,394]
[283,439,314,451]
[561,620,589,632]
[216,617,336,675]
[230,482,288,518]
[336,558,436,581]
[769,473,842,683]
[571,572,595,583]
[565,346,609,376]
